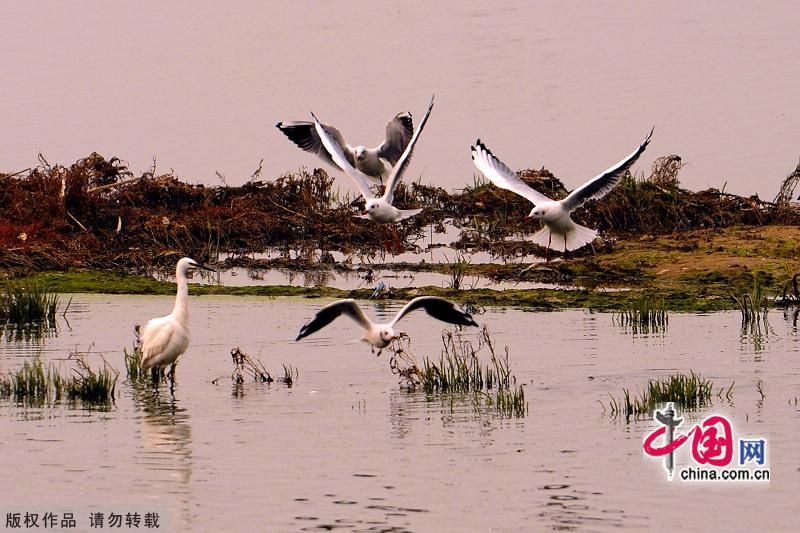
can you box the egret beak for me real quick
[196,263,217,273]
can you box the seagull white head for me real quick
[371,325,400,348]
[526,206,548,220]
[364,198,380,214]
[354,146,368,161]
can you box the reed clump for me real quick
[391,326,528,418]
[732,274,770,327]
[612,296,669,334]
[63,351,118,405]
[444,252,478,290]
[124,345,145,383]
[0,284,59,326]
[608,371,731,422]
[0,352,117,407]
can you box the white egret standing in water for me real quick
[139,257,215,380]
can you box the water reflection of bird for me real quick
[295,296,478,355]
[471,128,654,255]
[276,110,414,184]
[311,96,434,224]
[139,257,215,379]
[132,385,193,528]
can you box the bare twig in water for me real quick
[230,347,273,383]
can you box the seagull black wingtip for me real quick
[644,126,655,145]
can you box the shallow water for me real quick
[205,222,562,291]
[1,295,798,531]
[217,265,559,292]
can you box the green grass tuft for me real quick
[391,325,528,418]
[64,352,118,404]
[124,344,145,383]
[732,274,770,328]
[0,352,117,408]
[0,284,59,326]
[608,371,732,422]
[612,296,668,334]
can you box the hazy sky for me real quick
[1,1,798,200]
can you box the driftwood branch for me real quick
[0,168,31,181]
[87,176,143,194]
[66,210,89,232]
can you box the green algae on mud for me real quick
[0,267,766,312]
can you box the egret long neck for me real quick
[172,272,189,322]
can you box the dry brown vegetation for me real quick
[2,152,800,275]
[0,153,426,273]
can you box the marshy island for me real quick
[3,151,800,312]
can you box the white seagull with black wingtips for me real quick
[277,110,414,184]
[471,128,654,253]
[295,296,478,355]
[312,95,435,224]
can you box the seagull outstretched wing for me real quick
[276,120,355,169]
[471,140,552,206]
[389,296,478,328]
[382,95,435,205]
[561,127,654,211]
[378,112,414,166]
[312,114,376,200]
[296,299,373,341]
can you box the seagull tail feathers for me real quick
[530,224,597,252]
[565,223,598,251]
[530,227,554,249]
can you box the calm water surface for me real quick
[1,295,798,531]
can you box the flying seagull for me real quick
[295,296,478,355]
[312,95,434,224]
[470,128,654,254]
[277,111,414,184]
[139,257,216,380]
